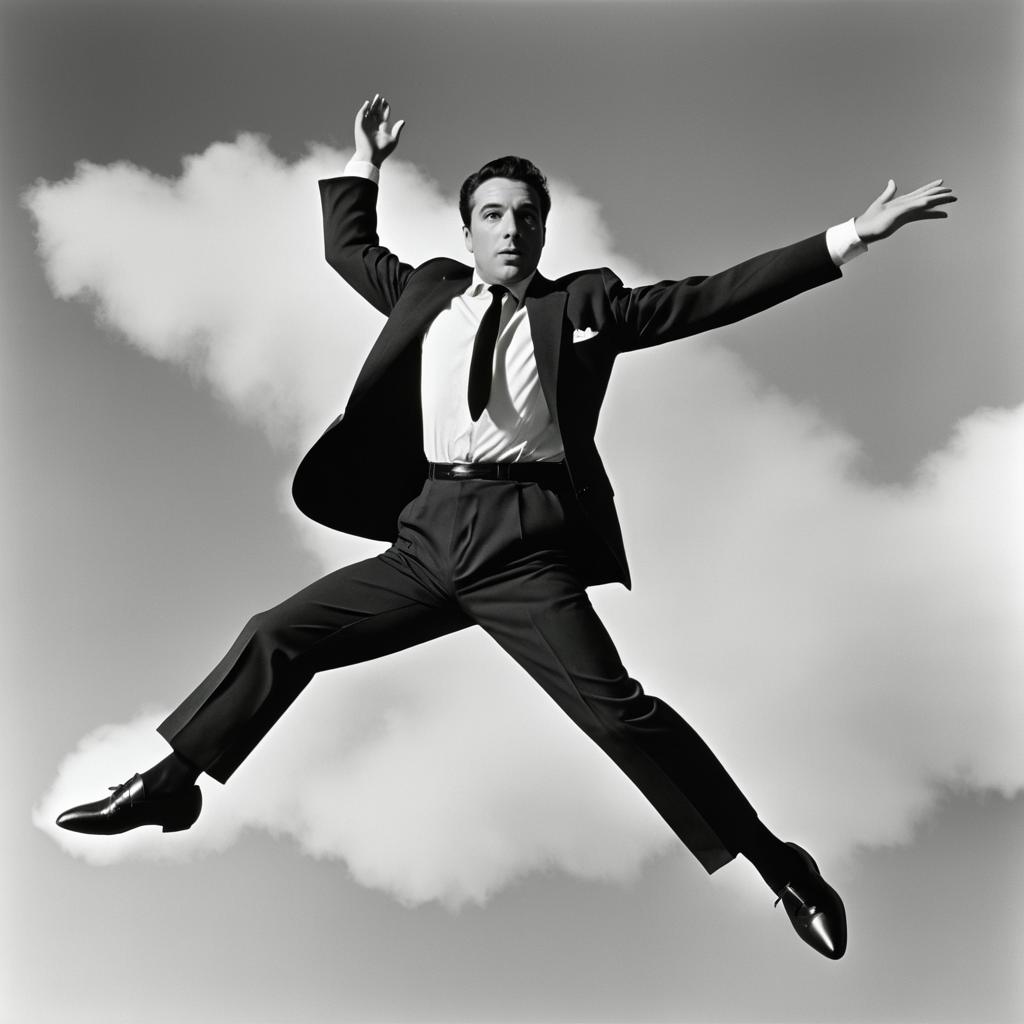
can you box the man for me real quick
[57,94,956,960]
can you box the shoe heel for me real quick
[160,787,202,833]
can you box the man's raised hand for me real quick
[353,93,406,167]
[854,179,957,244]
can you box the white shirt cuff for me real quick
[825,218,868,267]
[344,158,380,184]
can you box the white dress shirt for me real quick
[419,271,564,462]
[343,159,867,463]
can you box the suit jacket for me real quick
[292,175,842,588]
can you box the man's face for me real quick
[462,177,546,286]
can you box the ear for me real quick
[462,224,474,254]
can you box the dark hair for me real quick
[458,156,551,227]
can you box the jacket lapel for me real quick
[347,262,472,408]
[525,273,568,429]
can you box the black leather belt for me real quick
[427,461,568,485]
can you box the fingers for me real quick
[904,188,955,204]
[357,93,384,124]
[899,210,950,226]
[357,93,403,135]
[902,178,943,196]
[901,192,958,214]
[892,201,954,230]
[369,94,390,122]
[392,119,406,142]
[895,180,958,205]
[877,179,898,205]
[364,92,385,122]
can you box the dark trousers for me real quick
[158,476,761,874]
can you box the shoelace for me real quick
[107,778,141,806]
[774,883,817,913]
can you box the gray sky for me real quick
[3,1,1023,1022]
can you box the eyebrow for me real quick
[478,201,540,215]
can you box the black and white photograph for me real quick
[2,1,1021,1022]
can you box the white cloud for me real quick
[27,136,1024,907]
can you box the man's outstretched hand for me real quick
[353,93,405,167]
[854,179,957,244]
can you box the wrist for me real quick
[853,215,876,244]
[353,148,385,168]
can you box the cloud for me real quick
[27,136,1023,907]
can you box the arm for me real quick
[320,94,411,315]
[608,232,842,353]
[609,177,957,353]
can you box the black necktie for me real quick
[467,285,506,422]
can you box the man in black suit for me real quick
[57,94,955,959]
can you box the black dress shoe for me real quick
[774,842,847,960]
[56,774,202,835]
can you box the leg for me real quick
[57,542,470,835]
[454,479,845,957]
[159,551,470,783]
[58,485,468,831]
[442,479,761,873]
[464,556,761,873]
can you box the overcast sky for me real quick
[3,2,1023,1023]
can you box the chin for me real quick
[502,266,532,284]
[479,262,533,286]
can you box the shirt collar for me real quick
[467,271,535,306]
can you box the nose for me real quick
[501,211,519,238]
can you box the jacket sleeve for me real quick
[319,175,416,316]
[605,232,843,353]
